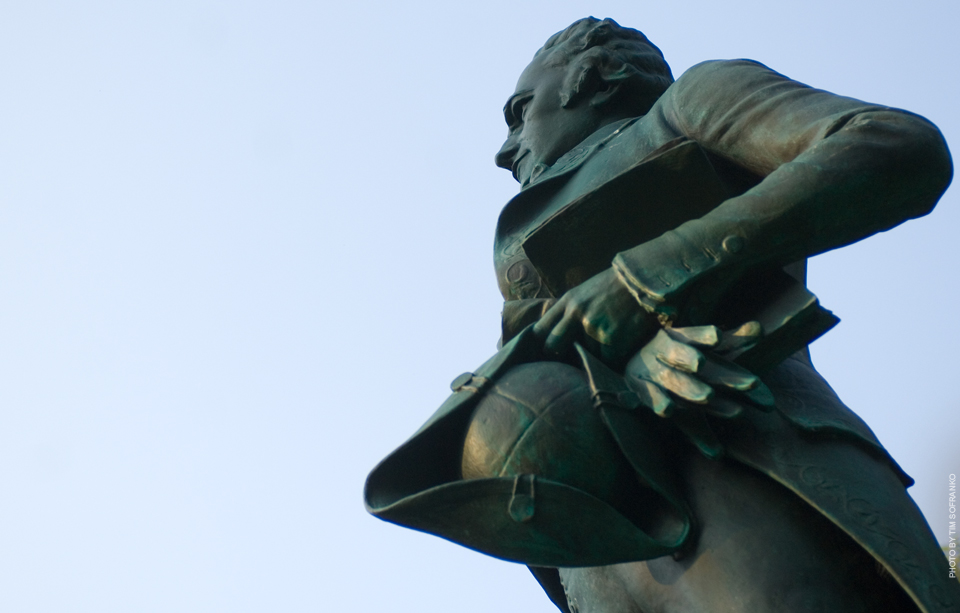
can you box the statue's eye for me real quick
[506,94,533,130]
[512,99,528,122]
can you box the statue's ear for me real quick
[560,51,605,109]
[591,64,643,110]
[560,51,633,111]
[588,76,624,110]
[560,65,596,109]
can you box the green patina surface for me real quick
[367,16,955,613]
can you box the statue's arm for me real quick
[533,60,950,361]
[612,59,953,323]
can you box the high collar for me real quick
[520,117,640,191]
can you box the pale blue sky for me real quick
[0,1,957,611]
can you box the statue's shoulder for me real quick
[664,59,785,108]
[674,58,778,87]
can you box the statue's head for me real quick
[495,18,674,186]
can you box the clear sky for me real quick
[0,1,957,611]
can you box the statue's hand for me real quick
[626,324,774,417]
[532,267,658,363]
[624,324,775,457]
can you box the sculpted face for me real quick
[495,54,607,187]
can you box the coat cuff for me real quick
[611,222,748,325]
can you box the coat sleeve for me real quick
[612,59,952,324]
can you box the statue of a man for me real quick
[366,17,956,613]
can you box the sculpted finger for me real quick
[655,341,705,375]
[740,379,776,410]
[704,396,745,419]
[716,320,763,353]
[626,330,712,403]
[664,325,721,348]
[538,298,558,316]
[532,299,567,339]
[654,366,713,404]
[646,329,705,374]
[582,317,623,363]
[624,373,675,417]
[543,311,580,355]
[581,312,613,346]
[698,358,759,391]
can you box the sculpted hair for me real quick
[536,17,674,116]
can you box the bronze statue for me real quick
[366,17,956,613]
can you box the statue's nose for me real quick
[495,137,519,171]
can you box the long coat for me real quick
[366,59,956,613]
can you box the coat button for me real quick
[450,372,475,391]
[722,235,744,254]
[507,261,530,282]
